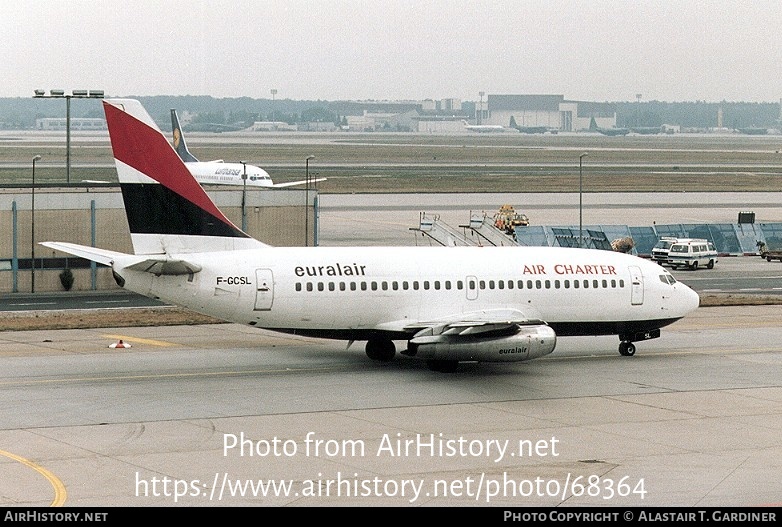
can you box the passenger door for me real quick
[629,266,644,305]
[254,269,274,310]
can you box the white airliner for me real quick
[171,108,325,188]
[43,99,700,372]
[462,120,514,133]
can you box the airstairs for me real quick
[410,212,479,246]
[460,211,518,246]
[407,207,782,257]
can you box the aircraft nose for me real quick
[680,283,701,313]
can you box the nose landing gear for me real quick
[619,341,636,356]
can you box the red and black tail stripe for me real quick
[120,184,246,237]
[104,101,249,239]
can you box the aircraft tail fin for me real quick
[103,99,267,255]
[170,109,199,163]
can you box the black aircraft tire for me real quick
[365,339,396,362]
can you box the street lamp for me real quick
[33,89,104,184]
[478,91,485,125]
[305,155,315,246]
[240,161,248,231]
[636,93,642,128]
[579,152,588,248]
[31,155,41,293]
[271,89,277,121]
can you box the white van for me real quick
[651,237,679,264]
[667,239,718,270]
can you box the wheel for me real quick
[768,256,773,262]
[427,359,459,373]
[365,339,396,362]
[689,261,698,270]
[707,260,714,269]
[619,342,636,356]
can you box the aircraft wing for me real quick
[402,308,547,338]
[40,242,201,276]
[271,177,328,188]
[392,307,557,365]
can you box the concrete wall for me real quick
[0,186,312,293]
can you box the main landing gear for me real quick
[365,338,460,372]
[365,338,396,362]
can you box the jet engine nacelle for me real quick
[407,325,556,362]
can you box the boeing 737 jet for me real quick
[43,99,700,372]
[171,108,325,188]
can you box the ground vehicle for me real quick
[757,241,782,262]
[667,239,718,270]
[493,204,529,234]
[651,237,679,264]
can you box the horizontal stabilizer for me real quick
[41,242,201,276]
[39,242,123,267]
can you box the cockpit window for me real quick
[659,274,677,285]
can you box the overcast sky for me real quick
[5,0,781,103]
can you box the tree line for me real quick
[0,95,779,131]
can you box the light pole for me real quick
[240,161,248,231]
[305,155,315,246]
[636,93,642,128]
[579,152,588,248]
[478,91,485,125]
[31,155,41,293]
[33,89,104,184]
[271,89,277,122]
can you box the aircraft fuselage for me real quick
[120,245,698,343]
[185,161,273,187]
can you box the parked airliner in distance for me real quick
[171,109,325,188]
[43,99,700,373]
[461,120,517,133]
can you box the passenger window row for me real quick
[294,278,625,292]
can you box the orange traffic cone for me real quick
[109,339,131,349]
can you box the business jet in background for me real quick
[43,99,700,373]
[171,108,325,188]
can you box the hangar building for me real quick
[486,94,618,131]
